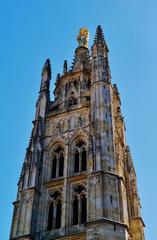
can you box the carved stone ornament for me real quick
[90,177,98,186]
[46,135,65,151]
[48,188,63,201]
[23,191,33,204]
[107,175,116,188]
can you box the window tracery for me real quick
[74,141,87,173]
[51,146,64,179]
[72,184,87,225]
[47,190,62,231]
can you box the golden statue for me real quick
[77,28,89,48]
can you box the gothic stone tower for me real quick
[10,26,145,240]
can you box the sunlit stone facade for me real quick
[10,26,145,240]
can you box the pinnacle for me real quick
[94,25,106,45]
[63,60,68,73]
[43,58,51,68]
[42,58,51,78]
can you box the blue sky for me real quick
[0,0,156,239]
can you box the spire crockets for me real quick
[93,25,108,50]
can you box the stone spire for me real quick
[91,26,110,82]
[93,25,108,50]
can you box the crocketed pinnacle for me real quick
[94,25,107,46]
[42,58,51,79]
[63,60,68,73]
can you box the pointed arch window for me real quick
[74,141,87,173]
[47,191,62,231]
[51,147,64,179]
[72,184,87,225]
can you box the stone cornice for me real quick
[44,177,64,188]
[68,172,87,182]
[87,170,126,188]
[129,216,145,227]
[47,231,86,240]
[86,218,130,235]
[91,80,111,87]
[88,170,124,180]
[20,186,41,195]
[10,234,34,240]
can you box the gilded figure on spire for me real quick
[77,28,89,48]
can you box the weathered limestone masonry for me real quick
[10,26,145,240]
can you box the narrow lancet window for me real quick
[74,150,79,173]
[59,154,64,177]
[81,195,87,224]
[55,200,62,229]
[47,202,54,231]
[81,148,87,171]
[52,156,57,178]
[73,197,78,225]
[47,191,62,231]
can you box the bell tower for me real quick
[10,26,145,240]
